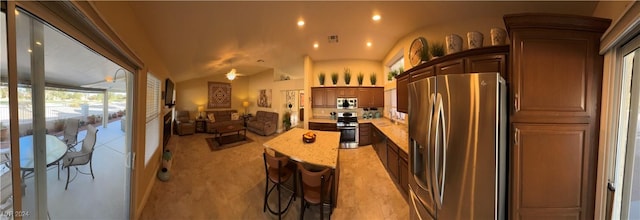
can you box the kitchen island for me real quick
[263,128,340,207]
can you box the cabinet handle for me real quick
[514,93,520,112]
[514,129,520,145]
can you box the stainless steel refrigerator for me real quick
[408,72,506,220]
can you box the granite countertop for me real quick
[361,118,409,154]
[263,128,340,168]
[308,118,336,123]
[309,117,409,154]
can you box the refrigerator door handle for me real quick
[413,93,436,193]
[430,93,446,209]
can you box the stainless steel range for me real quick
[337,112,358,149]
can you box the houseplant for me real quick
[388,69,398,81]
[370,72,377,86]
[430,41,445,59]
[331,72,339,86]
[343,68,352,85]
[420,45,431,62]
[318,72,326,86]
[357,72,364,86]
[282,111,292,131]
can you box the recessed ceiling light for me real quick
[367,42,372,47]
[372,14,381,21]
[297,20,305,27]
[36,41,42,46]
[313,43,319,49]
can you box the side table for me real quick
[195,119,207,133]
[242,114,252,127]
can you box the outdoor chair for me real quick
[62,125,98,190]
[0,171,12,212]
[61,118,80,151]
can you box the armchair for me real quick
[176,110,195,135]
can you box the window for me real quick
[387,57,404,82]
[385,56,406,122]
[146,73,160,122]
[145,73,160,166]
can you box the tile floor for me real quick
[140,131,408,219]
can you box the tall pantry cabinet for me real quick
[504,14,610,220]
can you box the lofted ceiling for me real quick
[0,1,600,89]
[128,1,599,82]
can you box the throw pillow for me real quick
[231,113,240,120]
[208,113,216,122]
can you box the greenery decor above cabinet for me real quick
[395,45,508,113]
[504,13,610,220]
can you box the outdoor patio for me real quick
[17,119,129,219]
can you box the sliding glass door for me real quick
[2,5,133,219]
[613,34,640,219]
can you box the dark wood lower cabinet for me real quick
[359,123,371,146]
[372,126,387,167]
[387,141,399,180]
[512,123,593,220]
[309,122,337,131]
[398,150,409,194]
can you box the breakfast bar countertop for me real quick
[263,128,340,168]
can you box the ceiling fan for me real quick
[226,68,247,80]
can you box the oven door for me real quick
[338,126,359,148]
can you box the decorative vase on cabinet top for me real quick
[490,28,507,46]
[445,34,463,55]
[467,31,484,49]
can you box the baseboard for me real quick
[135,166,159,220]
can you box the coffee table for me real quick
[215,125,247,145]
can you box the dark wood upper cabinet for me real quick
[397,74,410,113]
[436,59,465,75]
[410,65,435,82]
[510,29,603,124]
[312,86,383,108]
[325,88,337,108]
[372,87,384,107]
[466,53,507,79]
[396,46,509,114]
[337,88,357,98]
[357,88,371,108]
[311,87,326,108]
[505,13,610,220]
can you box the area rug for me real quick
[206,134,254,151]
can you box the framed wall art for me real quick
[258,89,272,108]
[208,82,232,108]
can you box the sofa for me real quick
[175,110,195,135]
[247,111,278,136]
[205,110,243,133]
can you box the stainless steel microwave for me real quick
[337,98,357,109]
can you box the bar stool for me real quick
[263,150,296,220]
[297,163,334,220]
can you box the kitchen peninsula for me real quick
[263,128,341,206]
